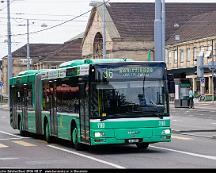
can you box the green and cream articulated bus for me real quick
[9,59,174,150]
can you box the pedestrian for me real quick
[188,87,194,109]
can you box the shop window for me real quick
[180,49,184,63]
[186,48,191,62]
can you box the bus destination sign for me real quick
[100,66,162,79]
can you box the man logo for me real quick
[128,131,140,137]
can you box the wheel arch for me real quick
[70,119,77,136]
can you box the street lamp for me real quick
[18,20,47,70]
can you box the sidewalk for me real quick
[170,101,216,139]
[170,101,216,111]
[0,103,9,111]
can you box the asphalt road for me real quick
[0,108,216,169]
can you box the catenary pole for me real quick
[102,0,106,59]
[27,19,30,70]
[161,0,165,62]
[154,0,162,61]
[7,0,12,106]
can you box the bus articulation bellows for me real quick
[9,58,173,150]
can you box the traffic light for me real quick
[167,74,175,93]
[197,53,204,78]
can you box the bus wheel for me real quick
[136,143,149,150]
[72,126,83,150]
[44,122,51,143]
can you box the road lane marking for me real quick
[150,146,216,161]
[0,130,23,138]
[172,120,179,122]
[171,135,192,140]
[12,140,37,147]
[0,131,30,141]
[0,137,29,141]
[211,123,216,125]
[0,158,19,160]
[0,143,8,148]
[47,145,125,169]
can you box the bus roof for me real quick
[10,59,166,85]
[16,69,54,77]
[59,58,133,68]
[17,70,40,76]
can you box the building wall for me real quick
[2,57,28,95]
[112,40,154,60]
[166,37,216,95]
[167,37,216,70]
[82,10,113,58]
[82,9,154,61]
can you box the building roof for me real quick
[65,32,84,43]
[167,10,216,45]
[106,2,216,41]
[11,43,61,58]
[40,37,83,62]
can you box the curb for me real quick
[172,129,216,140]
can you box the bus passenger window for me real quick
[56,78,80,113]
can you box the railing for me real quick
[197,94,216,101]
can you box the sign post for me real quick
[0,81,3,103]
[208,61,216,102]
[200,77,205,87]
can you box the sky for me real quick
[0,0,216,58]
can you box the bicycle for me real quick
[198,95,205,101]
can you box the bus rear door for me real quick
[48,82,58,136]
[79,82,90,144]
[35,75,43,135]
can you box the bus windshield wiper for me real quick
[100,115,109,121]
[152,112,164,119]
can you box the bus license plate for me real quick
[128,139,139,143]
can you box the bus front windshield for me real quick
[90,80,169,119]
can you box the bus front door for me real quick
[49,85,58,136]
[79,83,90,144]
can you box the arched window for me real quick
[93,32,103,59]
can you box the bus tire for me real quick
[72,126,83,150]
[44,121,51,143]
[136,143,149,150]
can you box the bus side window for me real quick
[56,78,80,113]
[42,81,50,111]
[27,85,33,109]
[90,84,98,117]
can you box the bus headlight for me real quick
[162,129,171,135]
[94,132,105,137]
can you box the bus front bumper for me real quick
[90,127,172,145]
